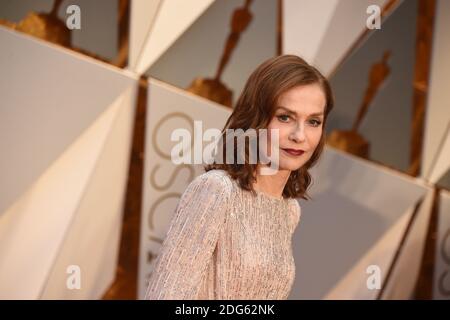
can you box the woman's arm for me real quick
[144,172,231,300]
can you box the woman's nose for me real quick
[289,123,306,143]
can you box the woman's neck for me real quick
[253,166,291,199]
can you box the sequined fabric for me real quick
[145,169,301,300]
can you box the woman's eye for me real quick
[277,115,290,122]
[309,119,322,127]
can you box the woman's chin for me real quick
[278,157,306,171]
[277,162,301,172]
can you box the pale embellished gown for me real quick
[145,169,301,299]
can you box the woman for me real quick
[145,54,334,300]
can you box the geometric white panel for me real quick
[290,146,430,299]
[138,78,231,299]
[40,86,137,299]
[380,186,434,299]
[128,0,162,70]
[329,178,434,300]
[325,204,415,299]
[133,0,215,74]
[427,123,450,184]
[283,0,340,69]
[422,0,450,179]
[283,0,390,76]
[0,26,137,215]
[0,88,135,299]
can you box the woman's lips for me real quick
[282,148,305,156]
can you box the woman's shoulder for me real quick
[289,198,301,214]
[176,169,234,213]
[288,198,302,231]
[201,169,234,184]
[189,169,235,194]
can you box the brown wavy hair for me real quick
[204,54,334,200]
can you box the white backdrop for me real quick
[290,146,431,299]
[0,26,138,299]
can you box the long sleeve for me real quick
[289,200,302,234]
[144,172,232,300]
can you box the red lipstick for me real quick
[282,148,305,156]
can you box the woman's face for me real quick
[265,83,326,172]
